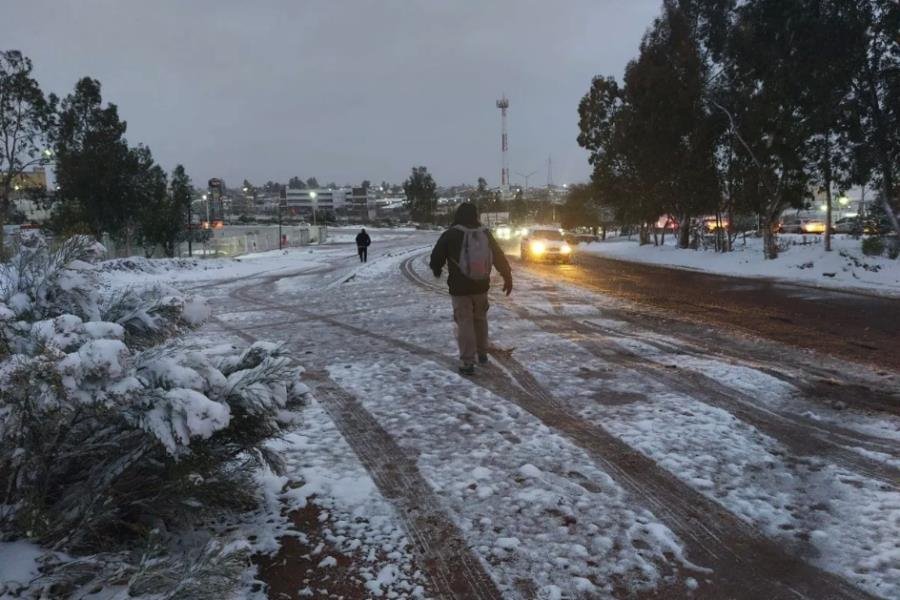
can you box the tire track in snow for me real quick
[307,371,504,600]
[399,253,881,599]
[218,252,878,599]
[217,272,504,600]
[571,304,900,419]
[406,253,899,468]
[537,320,899,485]
[520,266,900,419]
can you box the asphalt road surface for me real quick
[519,252,900,373]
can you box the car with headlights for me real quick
[779,216,827,234]
[493,224,513,240]
[520,227,573,263]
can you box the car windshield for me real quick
[532,230,564,241]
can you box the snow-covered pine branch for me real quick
[0,234,306,596]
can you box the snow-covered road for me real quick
[118,230,899,599]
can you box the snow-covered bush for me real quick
[0,235,306,596]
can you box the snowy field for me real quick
[580,234,900,296]
[3,230,897,599]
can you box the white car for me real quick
[520,227,573,263]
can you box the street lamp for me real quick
[309,191,318,227]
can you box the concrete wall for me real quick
[100,225,328,259]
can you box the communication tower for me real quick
[496,95,510,190]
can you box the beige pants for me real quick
[452,293,489,364]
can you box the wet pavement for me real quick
[520,253,900,372]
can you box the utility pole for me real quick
[278,188,285,250]
[187,198,193,257]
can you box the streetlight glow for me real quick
[838,196,850,206]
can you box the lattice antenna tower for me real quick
[496,95,510,189]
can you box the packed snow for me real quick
[200,231,898,598]
[580,234,900,296]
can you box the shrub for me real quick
[0,234,306,595]
[861,236,885,257]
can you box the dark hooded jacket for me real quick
[429,203,511,296]
[356,230,371,247]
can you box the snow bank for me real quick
[580,234,900,296]
[0,540,43,587]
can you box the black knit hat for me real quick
[453,202,479,227]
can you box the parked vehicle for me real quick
[697,215,731,232]
[779,216,827,234]
[832,217,869,235]
[520,227,573,263]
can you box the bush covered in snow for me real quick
[0,235,306,597]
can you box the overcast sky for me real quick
[4,0,660,189]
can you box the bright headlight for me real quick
[530,240,546,254]
[560,243,572,254]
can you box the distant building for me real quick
[375,196,408,220]
[11,166,47,190]
[258,194,281,213]
[347,187,376,222]
[230,193,254,215]
[284,188,348,217]
[10,167,52,223]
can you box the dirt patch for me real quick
[254,500,372,600]
[591,389,646,406]
[799,378,900,417]
[576,365,617,380]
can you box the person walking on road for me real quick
[356,228,371,263]
[430,203,512,375]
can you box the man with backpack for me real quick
[355,228,371,262]
[430,203,512,375]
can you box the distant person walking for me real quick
[430,203,512,375]
[356,228,371,262]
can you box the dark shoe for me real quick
[459,363,475,375]
[478,353,489,365]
